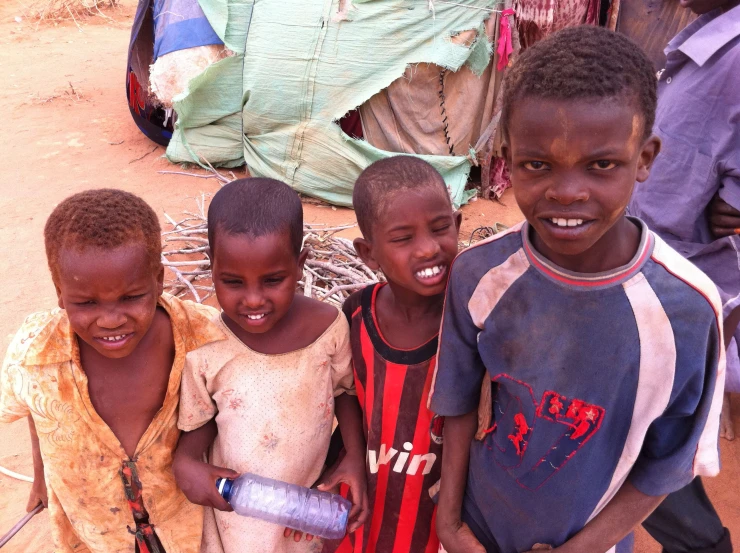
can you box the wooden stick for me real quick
[164,237,209,244]
[163,259,211,267]
[307,260,365,281]
[321,283,368,301]
[0,503,43,548]
[158,171,222,181]
[162,246,209,256]
[304,271,313,298]
[161,228,208,236]
[164,260,201,303]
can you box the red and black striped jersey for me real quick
[336,283,443,553]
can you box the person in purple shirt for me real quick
[629,0,739,552]
[629,0,740,438]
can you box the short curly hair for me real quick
[502,26,657,141]
[44,189,162,284]
[354,156,450,239]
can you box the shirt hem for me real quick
[178,417,215,432]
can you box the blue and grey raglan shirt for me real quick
[429,219,725,553]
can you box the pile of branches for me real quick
[162,195,383,306]
[25,0,117,23]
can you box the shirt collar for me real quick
[521,217,654,290]
[23,294,225,366]
[668,4,740,66]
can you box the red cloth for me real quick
[497,9,516,71]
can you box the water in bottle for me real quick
[216,474,352,540]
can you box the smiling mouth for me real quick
[240,312,270,323]
[415,265,445,279]
[95,333,133,346]
[549,217,586,228]
[414,264,448,285]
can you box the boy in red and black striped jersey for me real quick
[328,156,461,553]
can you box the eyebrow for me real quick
[219,270,291,278]
[585,148,623,158]
[515,147,623,159]
[386,224,414,233]
[386,213,452,233]
[514,149,549,158]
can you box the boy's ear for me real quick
[55,283,65,310]
[297,248,310,275]
[501,141,512,173]
[453,210,463,234]
[156,265,165,297]
[353,237,380,271]
[636,135,662,183]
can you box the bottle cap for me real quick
[216,477,233,502]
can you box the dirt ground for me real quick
[0,0,737,551]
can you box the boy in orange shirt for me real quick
[0,189,223,552]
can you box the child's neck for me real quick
[530,216,641,274]
[222,295,338,355]
[375,282,444,350]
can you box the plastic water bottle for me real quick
[216,474,352,539]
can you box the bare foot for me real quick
[720,393,735,441]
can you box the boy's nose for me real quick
[416,233,442,259]
[545,177,590,205]
[242,289,265,309]
[97,309,127,329]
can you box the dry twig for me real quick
[27,0,118,24]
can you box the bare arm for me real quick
[26,415,47,512]
[173,419,238,511]
[724,305,740,346]
[318,394,368,531]
[553,481,665,553]
[286,394,369,541]
[334,394,365,460]
[436,409,485,553]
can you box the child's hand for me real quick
[283,527,314,542]
[26,472,48,512]
[316,451,368,533]
[27,415,47,512]
[436,519,486,553]
[524,545,554,553]
[709,193,740,238]
[173,454,238,511]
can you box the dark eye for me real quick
[523,161,548,171]
[592,160,616,170]
[264,277,286,286]
[74,300,95,306]
[123,294,146,302]
[433,224,451,233]
[221,279,242,286]
[390,236,412,243]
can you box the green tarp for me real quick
[166,0,495,206]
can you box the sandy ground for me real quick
[0,1,737,551]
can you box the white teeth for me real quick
[550,218,585,228]
[247,314,265,320]
[415,265,445,279]
[102,335,126,342]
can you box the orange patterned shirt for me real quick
[0,295,225,553]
